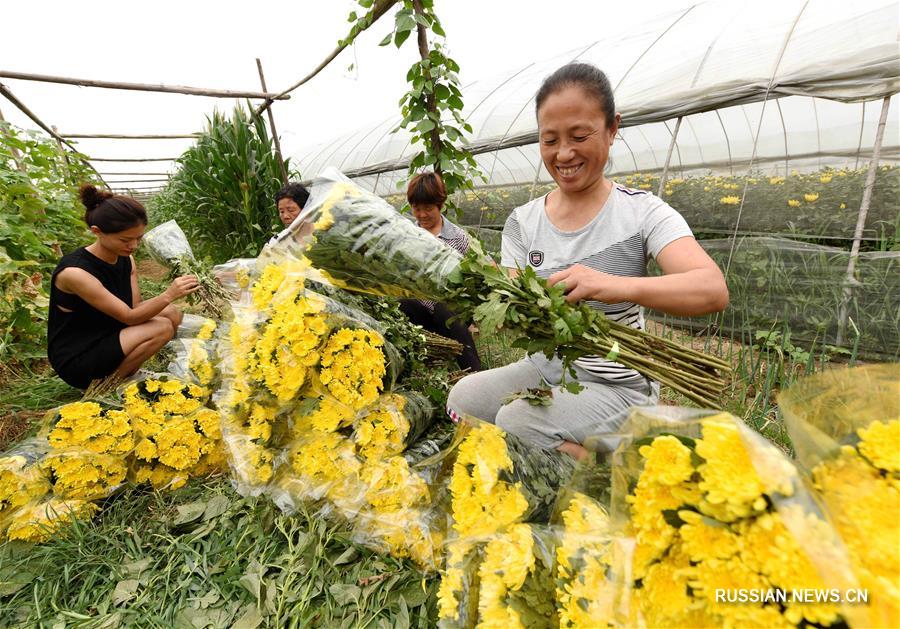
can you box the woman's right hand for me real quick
[165,275,201,300]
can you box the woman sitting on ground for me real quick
[47,185,200,389]
[400,172,482,373]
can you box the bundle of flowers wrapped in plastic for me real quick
[143,219,230,319]
[216,255,401,493]
[435,418,575,626]
[40,400,133,501]
[780,364,900,627]
[283,168,728,407]
[437,523,557,628]
[122,375,224,490]
[553,488,626,628]
[166,315,219,390]
[4,498,98,543]
[270,391,441,568]
[0,440,51,537]
[606,406,868,628]
[347,426,448,570]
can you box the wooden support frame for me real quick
[0,70,289,101]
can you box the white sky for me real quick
[1,0,697,187]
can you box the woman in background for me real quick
[48,185,199,389]
[401,172,482,373]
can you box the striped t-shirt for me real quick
[501,183,693,386]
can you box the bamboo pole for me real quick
[256,58,288,184]
[255,0,397,116]
[102,178,170,184]
[62,133,199,139]
[0,70,289,100]
[835,95,891,346]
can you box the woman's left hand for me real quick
[548,264,633,304]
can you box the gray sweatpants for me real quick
[446,355,658,450]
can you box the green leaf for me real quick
[111,579,140,605]
[203,495,231,521]
[328,583,361,607]
[173,501,207,526]
[232,605,264,629]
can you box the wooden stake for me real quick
[835,95,891,346]
[256,58,288,184]
[0,70,289,100]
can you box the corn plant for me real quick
[149,106,290,263]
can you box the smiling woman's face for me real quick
[537,85,617,195]
[278,198,302,227]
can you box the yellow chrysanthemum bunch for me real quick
[48,401,133,456]
[5,498,98,542]
[555,493,613,628]
[0,454,50,522]
[289,431,362,507]
[292,395,356,435]
[132,408,224,489]
[41,452,128,500]
[448,423,529,540]
[123,378,207,437]
[810,418,900,625]
[475,524,535,629]
[318,328,386,411]
[354,394,410,460]
[359,455,429,513]
[624,414,843,628]
[250,292,330,402]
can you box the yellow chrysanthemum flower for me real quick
[639,435,694,486]
[788,199,801,207]
[804,192,819,202]
[856,418,900,472]
[6,499,98,542]
[318,328,386,410]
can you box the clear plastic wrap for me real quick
[4,498,98,543]
[166,316,219,390]
[210,257,256,296]
[142,219,230,319]
[596,406,868,628]
[287,167,462,299]
[779,364,900,627]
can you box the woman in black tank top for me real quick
[48,185,201,389]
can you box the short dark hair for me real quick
[275,182,310,209]
[407,172,447,208]
[535,62,616,126]
[79,184,147,233]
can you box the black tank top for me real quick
[47,247,133,371]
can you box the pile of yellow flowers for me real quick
[183,318,218,389]
[353,393,413,460]
[620,412,851,628]
[318,328,387,411]
[123,378,224,490]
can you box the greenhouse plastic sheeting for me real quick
[294,0,899,185]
